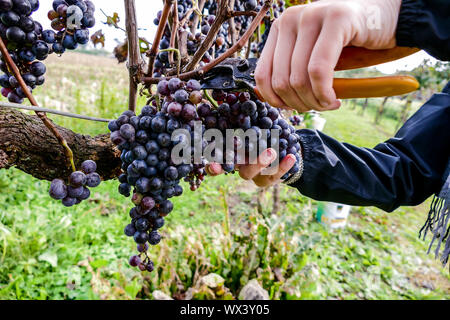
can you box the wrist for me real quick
[351,0,402,49]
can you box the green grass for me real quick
[0,52,448,300]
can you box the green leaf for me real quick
[38,251,58,268]
[90,259,108,269]
[125,278,141,299]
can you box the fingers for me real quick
[308,16,348,110]
[205,163,224,176]
[253,154,297,188]
[207,150,297,189]
[254,20,285,108]
[238,148,277,181]
[289,13,323,111]
[271,14,308,111]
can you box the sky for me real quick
[34,0,435,74]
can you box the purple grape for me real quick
[137,243,149,252]
[135,218,150,232]
[129,255,141,267]
[110,131,126,146]
[148,231,161,245]
[146,261,154,272]
[174,89,189,103]
[140,196,155,211]
[133,231,149,244]
[164,166,178,181]
[119,183,131,196]
[212,89,226,101]
[159,200,173,215]
[49,179,67,200]
[157,80,170,96]
[168,78,182,92]
[197,103,211,117]
[86,172,101,188]
[62,197,77,207]
[81,160,97,174]
[186,79,201,91]
[181,103,196,121]
[78,187,91,201]
[120,124,135,140]
[167,101,182,117]
[68,185,84,198]
[153,217,165,229]
[69,171,86,187]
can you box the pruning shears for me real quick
[201,46,421,100]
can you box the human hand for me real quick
[254,0,402,112]
[206,148,297,188]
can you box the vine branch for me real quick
[0,108,121,182]
[141,0,273,84]
[228,0,237,58]
[227,10,258,18]
[183,0,229,72]
[124,0,141,112]
[169,0,179,65]
[146,0,173,77]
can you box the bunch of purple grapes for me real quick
[0,0,95,103]
[44,0,96,54]
[49,160,102,207]
[109,78,208,272]
[109,73,303,271]
[202,88,302,180]
[0,0,43,103]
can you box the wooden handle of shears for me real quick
[335,46,421,70]
[254,75,419,100]
[333,76,419,99]
[254,46,421,100]
[334,46,420,98]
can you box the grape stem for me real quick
[228,0,237,58]
[0,37,76,172]
[227,10,258,18]
[0,101,112,122]
[203,89,219,109]
[146,0,174,77]
[189,0,206,35]
[160,48,181,77]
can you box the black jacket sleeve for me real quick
[396,0,450,60]
[290,86,450,212]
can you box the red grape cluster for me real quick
[49,160,102,207]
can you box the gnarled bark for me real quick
[0,108,121,181]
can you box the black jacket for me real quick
[291,0,450,212]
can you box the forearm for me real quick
[290,92,450,212]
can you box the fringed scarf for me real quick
[419,162,450,271]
